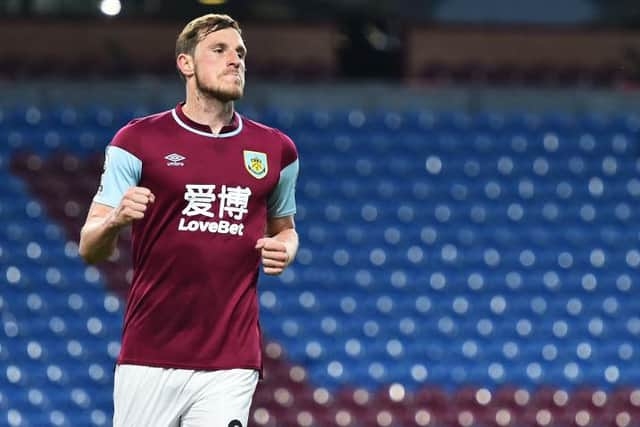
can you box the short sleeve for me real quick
[267,158,299,217]
[93,145,142,207]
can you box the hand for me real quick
[110,186,155,228]
[255,237,289,275]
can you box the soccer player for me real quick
[78,14,299,427]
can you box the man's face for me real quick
[192,27,247,102]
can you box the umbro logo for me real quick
[165,153,186,166]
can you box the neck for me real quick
[182,87,235,134]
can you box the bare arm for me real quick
[255,215,298,275]
[79,187,155,264]
[79,202,122,264]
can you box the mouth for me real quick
[224,74,243,87]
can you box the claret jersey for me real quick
[94,103,298,372]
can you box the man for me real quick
[78,14,299,427]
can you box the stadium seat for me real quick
[4,103,640,426]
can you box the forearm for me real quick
[271,228,299,266]
[79,215,122,264]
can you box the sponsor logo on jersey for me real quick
[165,153,186,166]
[243,150,268,179]
[178,184,251,236]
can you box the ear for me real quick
[176,53,195,78]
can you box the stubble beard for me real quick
[194,69,244,103]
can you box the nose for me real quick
[227,51,242,67]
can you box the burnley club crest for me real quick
[243,150,268,179]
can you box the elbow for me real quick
[80,251,106,265]
[78,238,104,265]
[78,245,98,265]
[81,255,99,265]
[78,216,119,265]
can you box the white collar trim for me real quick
[171,109,243,138]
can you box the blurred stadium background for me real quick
[3,0,640,426]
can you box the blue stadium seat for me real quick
[4,103,640,426]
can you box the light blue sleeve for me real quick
[93,146,142,207]
[268,159,299,218]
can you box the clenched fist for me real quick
[255,237,289,275]
[112,187,155,228]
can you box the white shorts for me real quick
[113,364,259,427]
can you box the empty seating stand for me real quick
[2,104,640,426]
